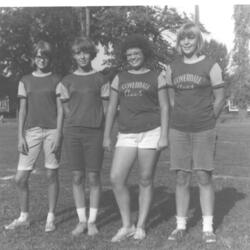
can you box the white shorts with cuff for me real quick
[116,127,161,149]
[17,127,59,171]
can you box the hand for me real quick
[157,136,168,151]
[18,136,29,155]
[51,133,62,154]
[103,136,112,152]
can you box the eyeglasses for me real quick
[179,32,197,40]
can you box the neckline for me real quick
[32,72,52,77]
[127,69,151,75]
[73,70,97,76]
[182,55,206,65]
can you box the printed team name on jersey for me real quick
[121,81,151,97]
[173,73,203,89]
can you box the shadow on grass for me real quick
[187,186,246,231]
[97,185,175,230]
[54,185,245,233]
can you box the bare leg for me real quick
[196,170,214,216]
[136,149,159,229]
[175,170,192,218]
[46,169,59,213]
[87,171,101,235]
[110,147,137,228]
[72,170,86,209]
[15,170,31,213]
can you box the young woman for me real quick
[5,40,63,232]
[58,37,109,236]
[166,22,225,243]
[103,34,169,242]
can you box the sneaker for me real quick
[87,222,99,236]
[71,221,87,236]
[168,229,186,241]
[111,225,136,242]
[45,220,56,233]
[202,231,216,243]
[4,219,30,230]
[133,228,146,240]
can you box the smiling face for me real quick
[73,49,92,70]
[179,28,199,58]
[126,47,145,70]
[34,50,50,72]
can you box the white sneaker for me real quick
[45,220,56,232]
[111,225,136,242]
[133,228,146,240]
[71,221,87,236]
[4,219,30,230]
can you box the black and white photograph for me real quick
[0,0,250,249]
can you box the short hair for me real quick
[32,40,53,59]
[71,36,97,60]
[120,34,154,62]
[176,22,204,55]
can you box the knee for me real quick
[15,174,28,189]
[176,172,190,187]
[46,170,58,184]
[196,171,212,186]
[88,172,100,187]
[72,173,84,186]
[139,175,152,188]
[110,173,123,189]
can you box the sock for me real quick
[202,215,213,232]
[176,216,187,230]
[46,212,55,222]
[18,212,29,221]
[88,208,98,224]
[76,207,87,222]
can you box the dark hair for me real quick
[71,36,97,60]
[176,22,204,55]
[120,34,154,62]
[32,40,53,59]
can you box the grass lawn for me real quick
[0,115,250,250]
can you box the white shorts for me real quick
[116,127,161,149]
[18,127,60,171]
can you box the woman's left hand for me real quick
[157,136,168,151]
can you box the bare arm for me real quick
[213,87,225,119]
[168,88,175,109]
[103,89,119,151]
[18,98,28,154]
[157,88,169,150]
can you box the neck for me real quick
[35,68,51,75]
[77,64,92,73]
[183,53,200,63]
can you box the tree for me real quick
[230,5,250,112]
[0,6,190,80]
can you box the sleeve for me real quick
[209,63,225,88]
[101,82,110,99]
[57,82,70,102]
[164,65,174,88]
[17,81,27,98]
[110,75,119,92]
[157,70,168,90]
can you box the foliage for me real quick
[202,39,228,72]
[230,5,250,109]
[0,6,191,81]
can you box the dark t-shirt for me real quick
[59,71,107,128]
[18,73,61,130]
[166,57,224,132]
[111,70,166,133]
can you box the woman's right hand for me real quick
[103,136,112,152]
[18,136,29,155]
